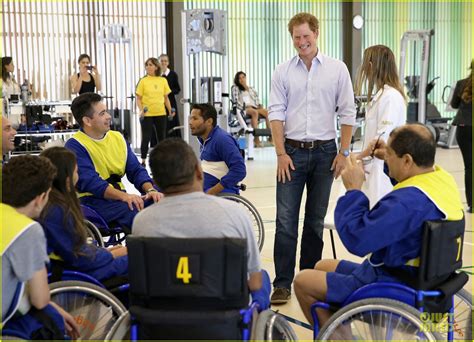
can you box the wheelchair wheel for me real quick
[50,280,126,340]
[218,193,265,251]
[317,298,442,341]
[104,311,131,341]
[84,220,105,248]
[436,288,472,340]
[254,310,298,341]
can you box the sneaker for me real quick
[270,287,291,304]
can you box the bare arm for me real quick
[164,94,173,115]
[70,74,82,95]
[136,95,144,116]
[91,66,101,92]
[28,267,50,310]
[247,271,263,292]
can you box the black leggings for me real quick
[140,116,167,159]
[456,125,472,208]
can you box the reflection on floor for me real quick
[132,145,472,340]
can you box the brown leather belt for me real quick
[285,138,334,150]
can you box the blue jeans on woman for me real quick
[273,140,337,290]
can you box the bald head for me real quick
[389,123,436,168]
[2,116,17,155]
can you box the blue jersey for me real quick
[40,204,128,281]
[198,126,246,194]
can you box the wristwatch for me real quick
[340,149,350,157]
[146,188,158,193]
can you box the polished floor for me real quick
[133,143,472,340]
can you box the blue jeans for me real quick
[273,140,337,290]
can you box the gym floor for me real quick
[130,143,472,340]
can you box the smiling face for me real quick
[83,101,111,138]
[291,23,319,60]
[159,55,169,72]
[2,116,17,155]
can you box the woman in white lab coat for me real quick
[355,45,406,207]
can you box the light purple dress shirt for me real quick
[268,52,356,141]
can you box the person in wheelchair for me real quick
[294,123,464,327]
[39,147,128,283]
[232,71,271,147]
[1,155,79,339]
[65,93,163,231]
[132,138,270,309]
[189,103,246,195]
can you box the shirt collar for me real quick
[198,125,219,145]
[294,50,324,67]
[162,68,170,76]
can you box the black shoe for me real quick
[270,287,291,304]
[141,161,146,167]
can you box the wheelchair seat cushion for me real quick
[130,306,243,340]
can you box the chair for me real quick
[312,218,471,341]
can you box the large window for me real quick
[185,1,344,107]
[2,0,167,103]
[362,2,472,118]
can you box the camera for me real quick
[86,65,94,71]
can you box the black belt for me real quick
[285,138,334,150]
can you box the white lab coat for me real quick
[361,85,406,208]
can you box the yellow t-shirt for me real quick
[135,75,171,117]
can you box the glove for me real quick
[251,287,270,311]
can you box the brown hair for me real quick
[145,57,161,76]
[2,155,56,207]
[355,45,406,103]
[288,12,319,35]
[461,60,473,103]
[40,147,88,256]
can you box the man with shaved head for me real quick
[294,123,464,328]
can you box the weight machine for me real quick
[399,29,457,148]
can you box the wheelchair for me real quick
[107,236,297,340]
[49,280,127,340]
[312,219,472,341]
[218,192,265,252]
[81,204,129,247]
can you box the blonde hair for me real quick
[288,13,319,36]
[355,45,405,103]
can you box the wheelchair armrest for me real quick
[435,272,469,299]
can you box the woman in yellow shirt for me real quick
[136,57,173,166]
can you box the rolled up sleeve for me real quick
[336,64,356,126]
[268,66,287,122]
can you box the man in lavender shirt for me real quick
[269,12,356,304]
